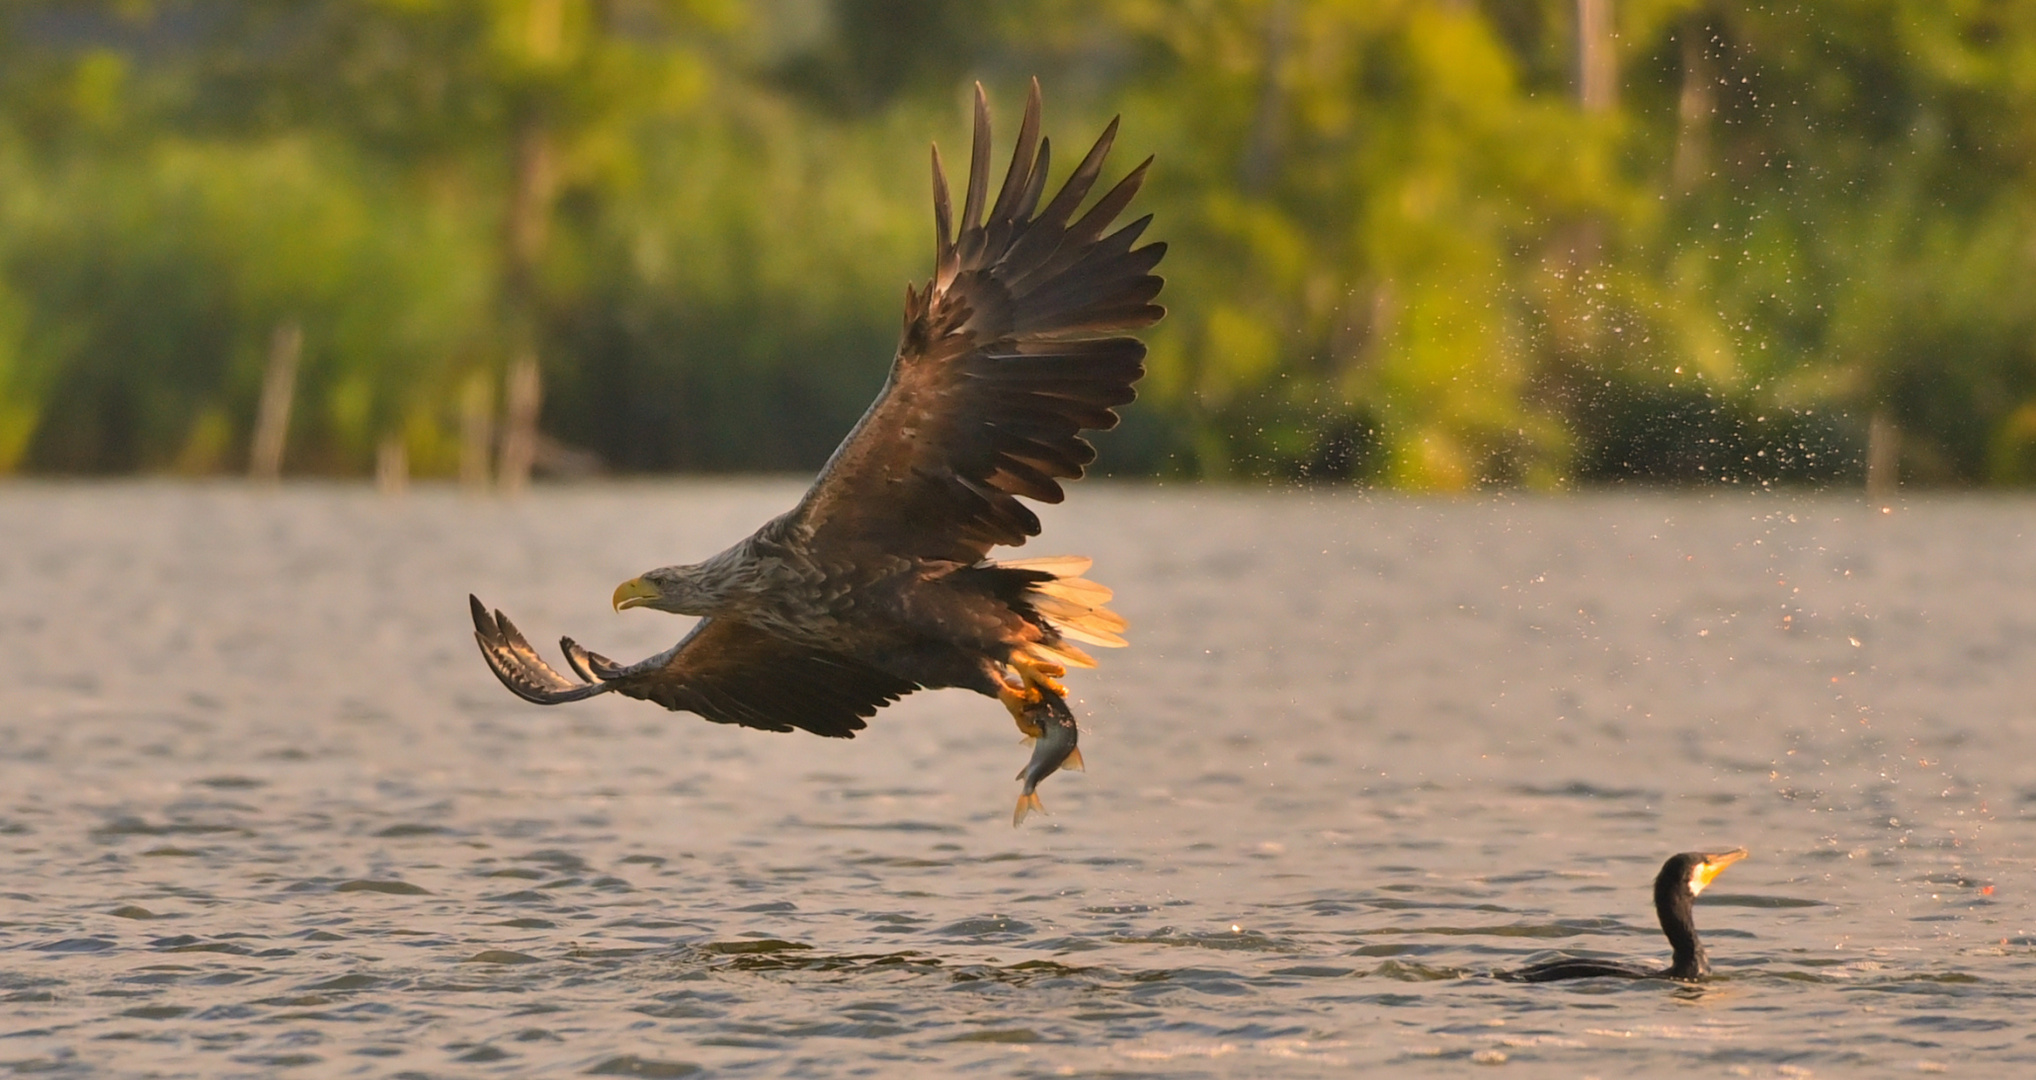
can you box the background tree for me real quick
[4,0,2036,489]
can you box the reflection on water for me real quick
[1,481,2031,1076]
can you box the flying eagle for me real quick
[469,81,1164,805]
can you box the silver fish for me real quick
[1013,691,1084,825]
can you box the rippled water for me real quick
[3,481,2033,1077]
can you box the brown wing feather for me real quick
[793,78,1166,564]
[470,596,916,738]
[605,617,918,737]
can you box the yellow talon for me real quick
[999,656,1070,736]
[1000,684,1044,737]
[1012,657,1068,699]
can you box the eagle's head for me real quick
[612,564,715,616]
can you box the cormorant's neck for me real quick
[1655,879,1708,978]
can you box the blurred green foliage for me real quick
[2,0,2035,486]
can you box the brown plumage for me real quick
[471,80,1164,761]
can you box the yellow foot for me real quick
[1000,684,1044,737]
[1011,657,1068,700]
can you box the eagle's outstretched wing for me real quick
[470,596,918,738]
[791,79,1165,565]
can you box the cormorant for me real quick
[1496,848,1748,982]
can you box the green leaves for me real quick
[3,0,2036,485]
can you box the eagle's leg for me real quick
[999,657,1068,737]
[1000,684,1043,737]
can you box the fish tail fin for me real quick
[1012,790,1045,826]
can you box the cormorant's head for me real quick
[1652,847,1746,977]
[1658,847,1748,900]
[612,564,713,615]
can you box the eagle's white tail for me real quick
[1003,555,1128,670]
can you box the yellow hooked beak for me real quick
[613,576,659,612]
[1694,847,1749,891]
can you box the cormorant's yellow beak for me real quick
[613,577,659,612]
[1694,847,1749,891]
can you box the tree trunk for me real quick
[1239,0,1292,194]
[1563,0,1615,336]
[498,351,543,497]
[1578,0,1617,114]
[497,118,558,495]
[494,2,568,494]
[1672,17,1714,192]
[506,120,557,281]
[376,432,409,496]
[1866,411,1900,499]
[248,319,302,482]
[459,372,494,490]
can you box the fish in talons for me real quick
[1013,690,1083,825]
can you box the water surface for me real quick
[2,482,2032,1076]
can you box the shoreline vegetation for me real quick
[3,2,2034,490]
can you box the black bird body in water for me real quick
[467,80,1162,820]
[1497,848,1748,982]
